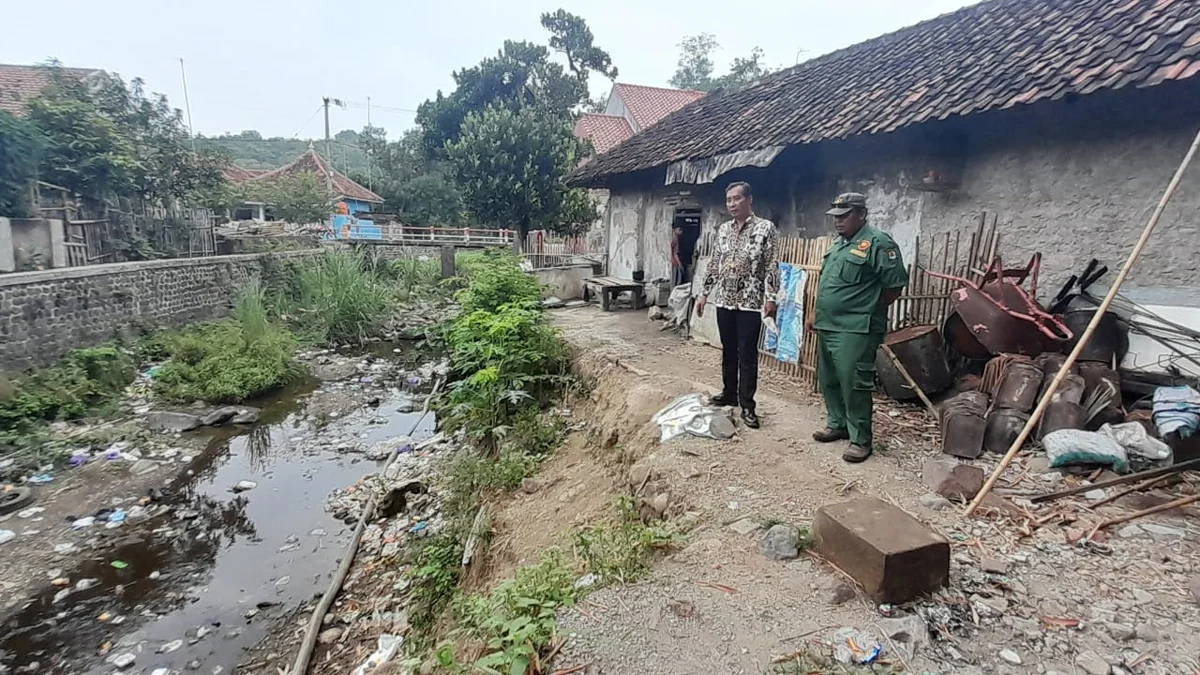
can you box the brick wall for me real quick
[0,251,318,373]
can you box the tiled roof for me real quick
[612,83,707,131]
[574,113,634,154]
[0,63,103,115]
[254,148,384,204]
[222,165,269,183]
[572,0,1200,184]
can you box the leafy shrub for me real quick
[574,497,684,585]
[437,550,578,674]
[453,248,543,314]
[284,250,395,344]
[153,285,304,403]
[407,532,466,648]
[0,345,137,471]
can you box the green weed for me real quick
[437,550,579,675]
[407,532,466,650]
[285,250,395,344]
[453,248,543,315]
[153,284,304,403]
[573,496,684,586]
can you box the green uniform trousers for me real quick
[816,330,883,446]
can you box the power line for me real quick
[291,105,325,138]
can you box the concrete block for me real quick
[813,498,950,603]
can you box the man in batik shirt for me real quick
[697,181,780,429]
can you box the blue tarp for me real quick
[764,263,807,364]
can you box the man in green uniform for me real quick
[809,193,909,462]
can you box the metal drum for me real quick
[984,408,1030,454]
[1039,400,1086,439]
[994,362,1045,412]
[1063,309,1125,364]
[875,325,953,401]
[940,392,988,459]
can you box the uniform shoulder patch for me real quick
[857,239,871,251]
[887,249,898,261]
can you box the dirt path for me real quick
[516,306,1200,675]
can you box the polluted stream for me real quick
[0,347,439,675]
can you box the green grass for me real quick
[277,249,396,345]
[573,496,685,586]
[152,283,305,403]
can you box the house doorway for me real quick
[672,208,701,285]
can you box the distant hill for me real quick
[197,129,371,175]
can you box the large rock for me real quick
[813,498,950,603]
[758,524,799,560]
[145,411,202,433]
[922,457,985,500]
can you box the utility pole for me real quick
[179,58,197,152]
[366,96,373,191]
[322,96,334,194]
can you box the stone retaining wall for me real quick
[0,251,319,373]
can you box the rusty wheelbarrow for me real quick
[928,254,1072,357]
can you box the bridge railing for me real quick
[378,225,517,245]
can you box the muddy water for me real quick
[0,360,436,674]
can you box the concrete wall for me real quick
[601,80,1200,304]
[0,251,318,373]
[534,264,594,301]
[7,218,66,270]
[0,218,14,273]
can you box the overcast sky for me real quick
[4,0,978,140]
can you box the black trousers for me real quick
[716,307,762,411]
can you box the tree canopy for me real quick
[669,33,774,92]
[351,125,465,226]
[25,65,226,207]
[444,105,596,237]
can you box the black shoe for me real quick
[709,393,736,407]
[741,408,760,429]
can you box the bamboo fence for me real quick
[696,212,1004,390]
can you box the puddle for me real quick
[0,353,437,674]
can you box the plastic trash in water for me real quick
[110,560,129,570]
[409,521,428,534]
[0,530,15,544]
[398,443,414,454]
[28,474,53,484]
[351,634,402,675]
[72,516,96,530]
[106,510,127,528]
[406,376,422,387]
[69,453,88,468]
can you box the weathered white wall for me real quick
[534,264,594,301]
[606,191,641,279]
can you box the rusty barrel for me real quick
[1038,399,1086,438]
[994,362,1045,412]
[940,391,988,459]
[875,325,952,401]
[984,408,1030,454]
[1063,309,1124,364]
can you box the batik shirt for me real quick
[700,215,781,312]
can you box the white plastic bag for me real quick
[1043,429,1129,473]
[351,634,402,675]
[1098,422,1171,461]
[650,394,733,442]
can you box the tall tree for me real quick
[540,9,619,85]
[27,64,226,205]
[670,34,775,92]
[353,126,464,226]
[669,33,719,90]
[445,105,596,239]
[416,40,584,158]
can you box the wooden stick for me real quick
[1029,457,1200,503]
[1087,492,1200,539]
[880,343,938,418]
[966,127,1200,516]
[1088,474,1172,509]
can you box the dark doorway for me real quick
[672,208,701,285]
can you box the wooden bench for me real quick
[583,276,646,311]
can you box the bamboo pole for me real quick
[965,127,1200,517]
[881,344,938,418]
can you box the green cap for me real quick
[825,192,867,216]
